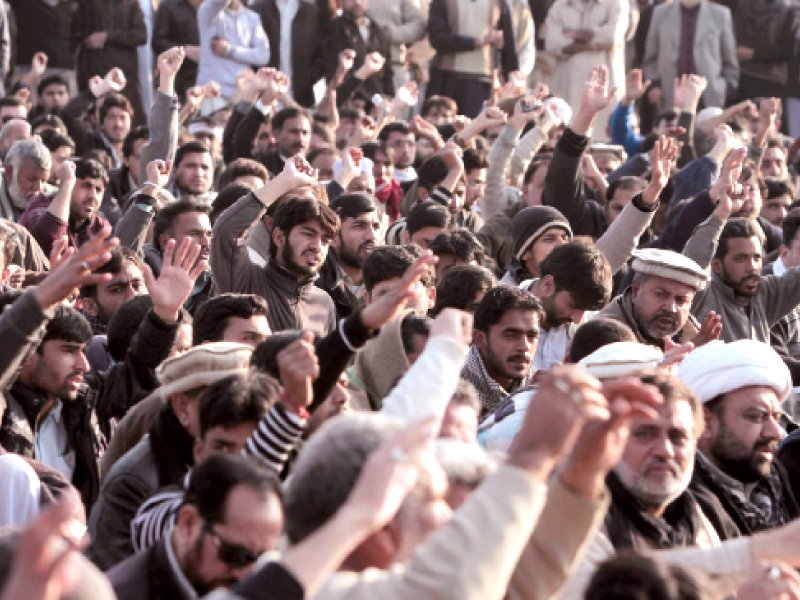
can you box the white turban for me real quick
[677,340,792,404]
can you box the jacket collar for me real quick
[266,260,316,300]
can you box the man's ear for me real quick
[539,274,556,298]
[700,406,719,445]
[473,328,487,352]
[402,229,410,244]
[780,244,789,260]
[80,297,98,317]
[271,226,286,252]
[417,187,430,203]
[171,392,195,432]
[711,257,721,277]
[173,504,203,553]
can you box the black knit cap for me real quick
[511,206,572,259]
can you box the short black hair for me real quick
[39,129,75,154]
[606,176,647,202]
[782,208,800,247]
[183,454,282,525]
[406,202,450,236]
[198,371,277,438]
[473,285,544,332]
[567,318,637,363]
[415,156,449,193]
[714,218,765,260]
[99,92,133,122]
[123,125,149,158]
[428,229,484,263]
[41,305,92,348]
[431,265,496,316]
[30,114,66,134]
[74,157,108,185]
[209,183,254,225]
[401,314,431,355]
[107,295,153,362]
[421,95,457,118]
[765,177,794,200]
[193,293,269,346]
[271,107,310,132]
[174,140,210,168]
[329,192,376,221]
[269,197,340,258]
[153,198,210,252]
[462,147,487,172]
[522,157,551,186]
[363,244,431,292]
[218,158,269,190]
[540,240,612,310]
[36,74,68,98]
[378,121,412,142]
[79,247,144,299]
[0,97,23,109]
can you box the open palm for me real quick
[145,238,206,319]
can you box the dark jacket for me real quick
[152,0,200,100]
[316,252,361,322]
[107,537,194,600]
[88,403,194,571]
[325,12,395,103]
[71,0,147,88]
[254,0,328,107]
[0,293,180,509]
[9,0,78,69]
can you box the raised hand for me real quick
[34,224,119,309]
[428,307,473,347]
[31,52,48,78]
[395,80,419,107]
[712,147,747,219]
[510,95,544,130]
[736,563,800,600]
[356,52,385,79]
[624,69,651,105]
[88,75,105,99]
[336,147,362,188]
[145,159,172,189]
[674,74,707,112]
[691,311,722,347]
[581,64,617,114]
[279,155,319,189]
[143,237,206,323]
[338,49,357,74]
[360,252,440,330]
[105,68,127,93]
[158,46,185,79]
[642,135,679,205]
[211,36,231,57]
[661,338,694,369]
[277,332,319,414]
[54,159,76,188]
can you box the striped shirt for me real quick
[131,403,305,553]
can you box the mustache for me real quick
[644,456,681,476]
[650,311,677,326]
[754,439,778,454]
[507,354,532,364]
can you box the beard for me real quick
[718,264,760,297]
[614,456,694,511]
[336,236,373,269]
[184,535,236,595]
[282,240,320,279]
[8,170,28,210]
[708,424,777,483]
[634,308,681,342]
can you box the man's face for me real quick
[367,276,432,313]
[221,315,271,348]
[8,158,49,204]
[180,486,284,594]
[386,131,416,170]
[539,284,586,329]
[614,400,697,514]
[733,174,763,220]
[713,236,762,297]
[605,187,639,225]
[520,227,570,278]
[195,133,222,161]
[781,233,800,269]
[124,138,148,187]
[523,163,548,207]
[276,219,331,278]
[409,225,446,250]
[424,106,455,126]
[372,149,393,181]
[761,193,792,228]
[341,0,367,19]
[761,146,788,180]
[704,386,782,482]
[465,168,486,208]
[256,123,274,155]
[276,116,311,157]
[40,83,69,113]
[474,309,539,386]
[333,212,379,269]
[70,177,105,221]
[102,106,131,144]
[27,339,90,401]
[631,275,695,341]
[176,152,214,195]
[84,261,146,324]
[195,422,257,464]
[439,402,478,442]
[434,254,475,284]
[165,212,212,262]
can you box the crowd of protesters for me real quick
[6,0,800,599]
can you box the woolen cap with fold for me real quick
[577,341,664,379]
[511,206,572,260]
[156,342,253,399]
[631,248,709,290]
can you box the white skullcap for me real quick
[696,107,724,128]
[677,339,792,404]
[543,97,572,126]
[578,341,664,379]
[631,248,709,290]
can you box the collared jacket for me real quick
[210,191,336,337]
[107,537,195,600]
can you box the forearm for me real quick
[140,92,180,182]
[483,123,520,222]
[510,126,548,189]
[682,214,724,269]
[243,403,306,474]
[0,289,51,392]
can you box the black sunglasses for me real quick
[203,521,260,569]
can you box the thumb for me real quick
[300,331,315,344]
[663,336,676,351]
[142,263,156,291]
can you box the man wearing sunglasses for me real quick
[108,453,283,600]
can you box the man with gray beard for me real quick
[0,138,51,222]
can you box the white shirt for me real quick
[35,400,75,481]
[275,0,299,80]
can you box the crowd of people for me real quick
[5,0,800,599]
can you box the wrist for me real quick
[153,305,180,324]
[507,448,558,476]
[280,390,310,419]
[559,468,606,501]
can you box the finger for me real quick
[181,241,202,272]
[161,238,176,268]
[141,262,156,291]
[188,258,207,282]
[172,237,194,269]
